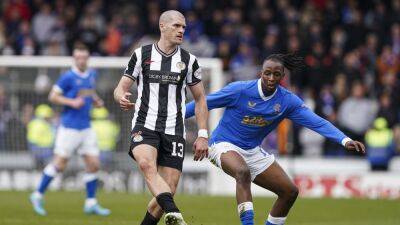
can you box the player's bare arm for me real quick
[92,93,104,108]
[113,76,135,111]
[189,81,209,161]
[48,88,84,109]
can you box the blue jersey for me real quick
[54,68,97,130]
[186,79,348,150]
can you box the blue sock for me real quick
[266,221,276,225]
[84,173,98,199]
[240,210,254,225]
[37,164,57,194]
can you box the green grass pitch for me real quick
[1,191,399,225]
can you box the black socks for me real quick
[140,211,160,225]
[155,192,179,213]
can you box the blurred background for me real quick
[0,0,400,199]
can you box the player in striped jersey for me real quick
[114,10,209,225]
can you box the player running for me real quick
[114,10,209,225]
[185,53,365,225]
[30,44,110,216]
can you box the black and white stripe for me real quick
[123,44,202,137]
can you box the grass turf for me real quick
[0,191,399,225]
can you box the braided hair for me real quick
[264,53,305,72]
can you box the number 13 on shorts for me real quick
[172,141,184,158]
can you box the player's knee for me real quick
[234,167,251,184]
[137,159,156,174]
[285,185,299,202]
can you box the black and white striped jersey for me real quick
[123,43,202,137]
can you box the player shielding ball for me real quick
[114,10,209,225]
[186,53,365,225]
[30,44,110,216]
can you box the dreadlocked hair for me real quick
[265,53,305,72]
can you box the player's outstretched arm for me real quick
[287,95,365,154]
[185,81,242,118]
[113,76,135,111]
[189,82,209,161]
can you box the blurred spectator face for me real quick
[286,23,298,36]
[332,27,346,47]
[392,0,400,10]
[73,48,89,71]
[287,36,300,52]
[263,34,277,48]
[312,42,324,56]
[391,23,400,38]
[366,33,378,50]
[330,45,343,58]
[227,9,242,24]
[19,21,30,35]
[218,41,230,56]
[351,82,365,98]
[380,92,392,108]
[159,14,186,45]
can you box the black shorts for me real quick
[129,126,185,171]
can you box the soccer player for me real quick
[113,10,208,225]
[185,53,365,225]
[30,44,110,216]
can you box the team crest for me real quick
[176,61,186,70]
[273,103,281,113]
[132,131,143,143]
[194,68,202,79]
[176,75,181,81]
[248,101,256,108]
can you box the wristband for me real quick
[198,129,208,138]
[341,137,352,147]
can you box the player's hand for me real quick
[345,140,366,154]
[193,137,208,161]
[119,92,135,111]
[70,97,85,109]
[93,97,104,108]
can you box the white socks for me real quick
[267,214,287,225]
[237,201,254,215]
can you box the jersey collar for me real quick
[72,66,90,78]
[257,79,277,101]
[154,43,179,57]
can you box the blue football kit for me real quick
[54,68,97,130]
[186,79,349,149]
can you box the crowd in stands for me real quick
[1,0,400,161]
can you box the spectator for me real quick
[32,3,56,49]
[338,81,378,146]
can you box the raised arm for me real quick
[287,95,365,153]
[185,81,242,118]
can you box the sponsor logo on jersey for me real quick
[148,72,181,84]
[176,61,186,70]
[241,115,272,127]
